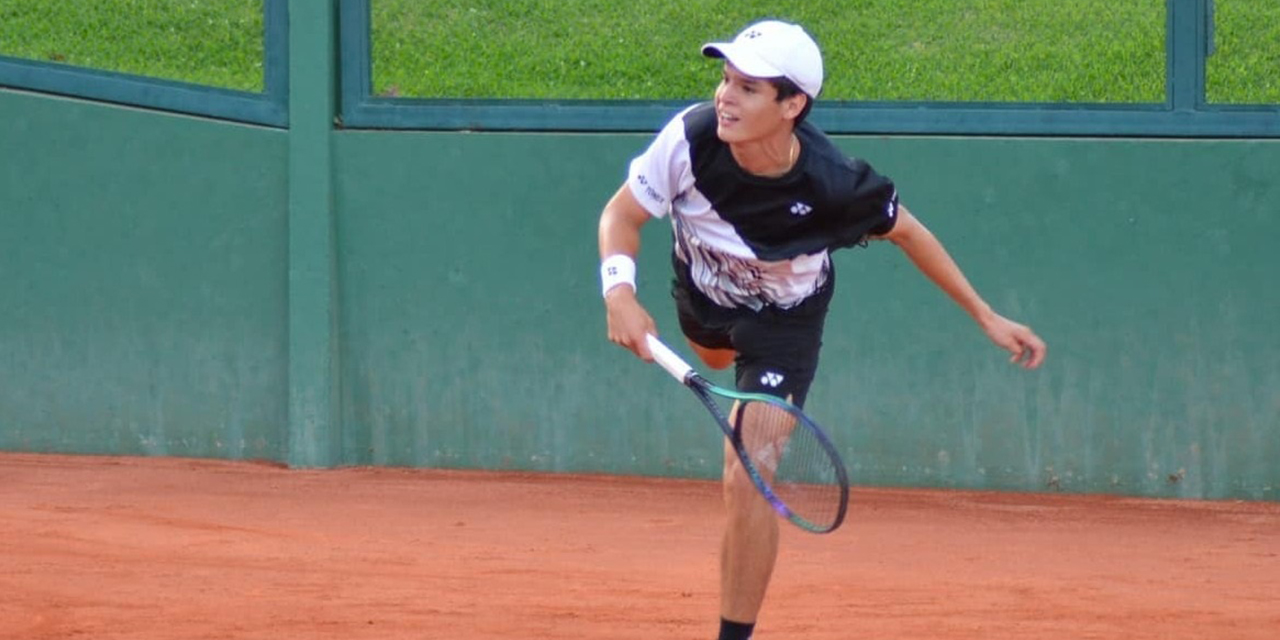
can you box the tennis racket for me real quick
[645,334,849,533]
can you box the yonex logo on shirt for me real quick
[790,202,813,217]
[636,174,666,205]
[761,371,785,387]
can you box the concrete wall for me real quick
[3,88,1277,499]
[1,90,288,459]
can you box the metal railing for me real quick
[0,0,1275,136]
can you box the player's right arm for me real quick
[598,184,657,361]
[877,203,1047,369]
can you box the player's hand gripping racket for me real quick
[645,334,849,533]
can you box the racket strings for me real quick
[736,399,844,530]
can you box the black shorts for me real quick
[670,253,833,408]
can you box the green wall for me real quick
[333,130,1279,500]
[0,90,289,459]
[820,137,1280,498]
[3,88,1277,500]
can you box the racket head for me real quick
[686,375,850,534]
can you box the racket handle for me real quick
[645,334,694,383]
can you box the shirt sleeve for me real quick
[831,159,899,248]
[626,107,695,219]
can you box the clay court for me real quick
[1,453,1276,639]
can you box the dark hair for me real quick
[769,77,814,125]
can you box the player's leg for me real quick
[670,257,760,636]
[719,401,781,628]
[716,280,832,634]
[671,253,832,638]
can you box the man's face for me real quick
[713,63,799,143]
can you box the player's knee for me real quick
[704,353,734,370]
[691,343,735,370]
[721,459,758,503]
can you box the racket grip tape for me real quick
[645,334,695,383]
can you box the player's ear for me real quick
[782,93,808,121]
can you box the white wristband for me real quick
[600,254,637,297]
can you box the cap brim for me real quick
[701,42,786,80]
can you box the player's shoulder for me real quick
[643,102,715,155]
[797,122,851,166]
[798,121,885,180]
[678,102,719,144]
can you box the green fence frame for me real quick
[0,0,290,127]
[0,0,1274,135]
[338,0,1278,137]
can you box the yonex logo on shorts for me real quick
[790,202,812,216]
[761,371,785,387]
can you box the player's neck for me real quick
[730,129,799,178]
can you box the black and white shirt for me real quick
[628,102,899,310]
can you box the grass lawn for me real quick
[0,0,1275,104]
[0,0,263,92]
[371,0,1167,102]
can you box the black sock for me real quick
[718,618,755,640]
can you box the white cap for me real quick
[701,20,824,98]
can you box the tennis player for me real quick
[597,20,1046,640]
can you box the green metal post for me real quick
[1167,0,1209,111]
[286,0,340,467]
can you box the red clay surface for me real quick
[1,453,1277,639]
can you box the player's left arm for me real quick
[874,204,1047,369]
